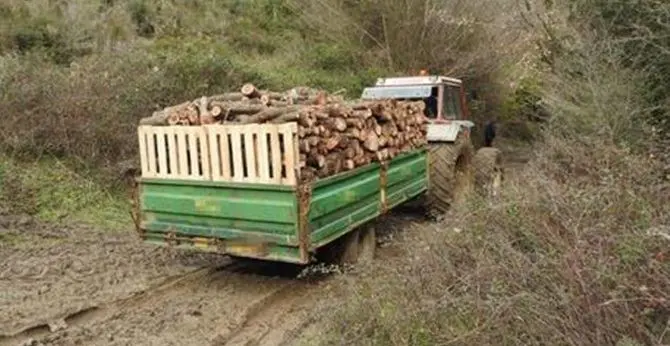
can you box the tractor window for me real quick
[423,87,439,119]
[450,86,462,119]
[443,86,462,119]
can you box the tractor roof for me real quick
[374,75,462,87]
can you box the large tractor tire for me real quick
[472,147,504,198]
[425,133,475,217]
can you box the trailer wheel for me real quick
[339,229,360,265]
[317,229,360,266]
[472,147,504,197]
[357,225,376,264]
[425,133,474,217]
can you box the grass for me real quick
[311,19,670,345]
[0,155,130,230]
[316,140,669,345]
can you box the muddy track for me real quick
[0,234,333,346]
[0,265,220,344]
[0,205,446,346]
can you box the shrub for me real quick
[317,5,670,345]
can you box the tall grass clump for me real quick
[317,3,670,346]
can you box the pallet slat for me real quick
[167,127,178,176]
[279,123,297,185]
[138,127,150,177]
[197,127,211,181]
[257,125,271,183]
[147,129,157,177]
[244,125,258,182]
[229,127,244,182]
[177,129,189,178]
[269,126,282,184]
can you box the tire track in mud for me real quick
[212,278,319,346]
[0,263,228,346]
[2,257,331,346]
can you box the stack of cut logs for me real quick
[139,83,429,181]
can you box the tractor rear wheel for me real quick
[472,147,504,197]
[425,134,474,217]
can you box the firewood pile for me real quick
[139,83,429,181]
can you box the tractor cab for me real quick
[360,73,474,142]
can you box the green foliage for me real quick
[315,2,670,345]
[306,43,358,71]
[0,155,129,229]
[502,78,546,122]
[542,0,670,134]
[127,0,154,37]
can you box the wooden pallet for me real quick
[137,123,299,186]
[206,123,299,186]
[138,125,211,180]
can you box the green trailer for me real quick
[134,144,428,264]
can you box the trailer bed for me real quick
[135,149,427,264]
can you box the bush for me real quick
[317,6,670,345]
[324,136,668,345]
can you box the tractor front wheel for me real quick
[424,134,474,217]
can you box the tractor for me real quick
[360,74,503,216]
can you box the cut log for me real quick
[210,102,266,116]
[211,106,223,117]
[325,117,347,132]
[260,92,286,105]
[307,136,320,147]
[299,139,311,153]
[139,101,191,126]
[237,106,300,124]
[139,115,168,126]
[363,132,380,152]
[345,118,364,129]
[241,83,261,98]
[187,104,199,125]
[324,133,341,150]
[209,92,246,102]
[269,112,300,124]
[197,96,210,120]
[307,153,326,168]
[317,152,343,177]
[268,100,289,107]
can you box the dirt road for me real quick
[1,144,528,346]
[0,209,345,346]
[0,209,426,346]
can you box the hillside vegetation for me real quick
[314,1,670,345]
[0,0,524,222]
[0,0,668,344]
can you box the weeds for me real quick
[316,4,670,345]
[0,155,129,230]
